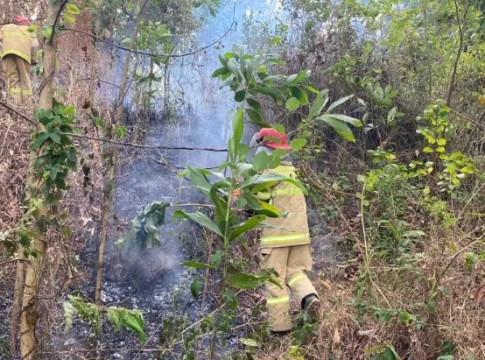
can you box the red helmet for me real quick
[257,128,292,150]
[14,16,30,26]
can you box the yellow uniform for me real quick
[258,165,318,332]
[0,23,39,102]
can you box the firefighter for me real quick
[0,16,39,103]
[250,128,320,335]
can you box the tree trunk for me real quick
[19,1,63,359]
[95,0,149,305]
[9,256,25,354]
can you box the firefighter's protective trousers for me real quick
[1,55,32,102]
[261,245,317,331]
[258,165,318,332]
[0,24,38,102]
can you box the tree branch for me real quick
[64,132,228,152]
[49,0,69,45]
[446,0,472,106]
[0,101,36,126]
[59,3,236,59]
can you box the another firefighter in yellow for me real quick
[0,16,38,102]
[250,128,320,334]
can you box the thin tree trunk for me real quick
[9,256,25,354]
[447,0,471,106]
[19,1,63,359]
[95,0,149,305]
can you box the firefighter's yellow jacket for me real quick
[258,165,310,248]
[0,23,39,64]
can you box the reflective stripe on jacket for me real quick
[259,165,310,248]
[0,24,39,64]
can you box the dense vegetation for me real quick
[1,0,485,359]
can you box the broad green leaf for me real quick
[293,69,311,84]
[387,106,398,124]
[174,210,223,236]
[305,85,319,94]
[437,138,447,146]
[235,90,246,102]
[63,301,76,331]
[211,250,224,267]
[326,94,353,113]
[246,98,261,112]
[240,338,261,347]
[290,138,307,152]
[226,273,265,289]
[320,116,356,142]
[233,108,244,148]
[228,215,266,242]
[49,132,61,144]
[212,67,229,78]
[285,97,300,111]
[321,114,362,127]
[308,90,329,119]
[107,308,122,331]
[252,151,274,171]
[290,86,309,105]
[182,167,213,197]
[239,173,307,194]
[67,3,81,14]
[119,309,146,344]
[257,200,282,217]
[182,261,215,269]
[190,277,203,298]
[250,87,284,102]
[32,133,50,150]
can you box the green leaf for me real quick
[228,215,266,242]
[308,90,329,119]
[285,97,300,111]
[182,261,215,269]
[117,126,127,139]
[32,133,50,150]
[182,167,214,197]
[49,132,61,144]
[119,309,146,344]
[292,69,311,84]
[256,200,282,217]
[320,116,356,142]
[233,108,244,147]
[211,250,224,267]
[240,338,261,347]
[321,114,362,127]
[250,87,283,102]
[239,173,307,194]
[246,98,261,112]
[423,146,434,153]
[326,94,353,113]
[174,210,223,236]
[387,106,398,124]
[67,3,81,14]
[212,67,229,78]
[107,308,122,331]
[290,138,307,152]
[270,36,282,45]
[190,277,203,299]
[235,90,246,102]
[42,26,53,39]
[290,86,309,105]
[63,301,76,331]
[251,151,274,171]
[226,273,265,289]
[305,85,319,94]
